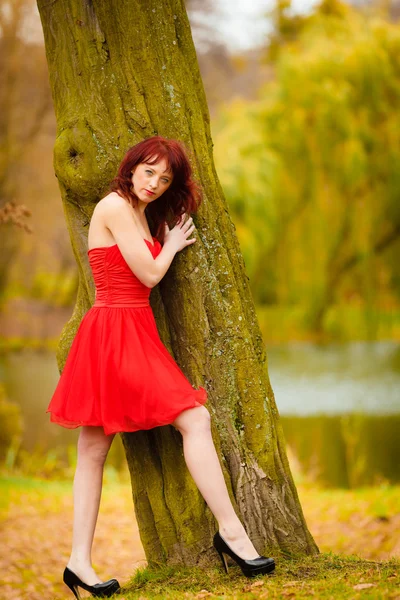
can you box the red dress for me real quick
[46,237,208,436]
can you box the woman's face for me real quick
[130,157,173,204]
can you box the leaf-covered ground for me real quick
[0,474,399,599]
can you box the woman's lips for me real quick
[145,189,155,196]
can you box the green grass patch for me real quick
[0,473,128,518]
[120,554,399,599]
[0,474,71,516]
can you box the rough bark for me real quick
[37,0,318,566]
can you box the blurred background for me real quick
[1,0,400,592]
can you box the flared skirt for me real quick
[46,306,208,436]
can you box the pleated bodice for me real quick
[87,238,161,308]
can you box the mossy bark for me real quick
[37,0,318,565]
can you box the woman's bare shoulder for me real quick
[96,191,130,213]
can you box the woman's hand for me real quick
[163,213,197,252]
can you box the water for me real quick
[1,340,399,486]
[268,340,400,416]
[0,350,75,452]
[268,340,400,486]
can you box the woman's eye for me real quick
[145,169,152,174]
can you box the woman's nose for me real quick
[149,177,158,190]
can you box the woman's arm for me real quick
[98,195,176,288]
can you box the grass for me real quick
[0,474,399,599]
[119,554,399,599]
[0,474,71,514]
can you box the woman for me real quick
[47,136,275,599]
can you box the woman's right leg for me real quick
[66,425,115,585]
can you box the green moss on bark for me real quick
[37,0,318,565]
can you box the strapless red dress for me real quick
[46,237,208,436]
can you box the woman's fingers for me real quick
[183,215,193,230]
[177,214,196,241]
[179,213,192,225]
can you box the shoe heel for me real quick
[63,566,120,598]
[64,581,80,600]
[63,568,81,599]
[213,531,275,579]
[216,549,229,574]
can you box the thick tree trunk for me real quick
[37,0,318,565]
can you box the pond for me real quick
[1,340,399,487]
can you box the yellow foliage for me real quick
[213,3,400,336]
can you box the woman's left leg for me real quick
[171,405,260,559]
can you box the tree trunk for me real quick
[36,0,318,565]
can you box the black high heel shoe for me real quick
[63,567,120,599]
[213,531,275,578]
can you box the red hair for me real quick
[108,136,203,244]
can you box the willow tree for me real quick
[37,0,318,566]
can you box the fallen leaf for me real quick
[283,581,300,587]
[250,580,265,588]
[195,590,213,599]
[353,583,377,590]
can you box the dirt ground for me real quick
[1,477,399,600]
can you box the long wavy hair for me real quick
[108,136,203,244]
